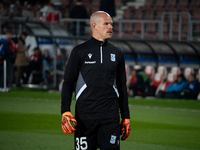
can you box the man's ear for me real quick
[92,23,96,30]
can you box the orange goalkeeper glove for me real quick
[120,119,131,140]
[61,112,77,134]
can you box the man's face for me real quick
[34,49,40,55]
[177,77,183,82]
[187,75,195,83]
[95,14,113,41]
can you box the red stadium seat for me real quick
[168,0,176,7]
[170,66,181,77]
[129,6,136,19]
[192,8,200,20]
[184,67,194,79]
[135,8,143,19]
[124,23,132,32]
[157,66,167,79]
[157,72,177,92]
[190,0,200,7]
[145,0,154,7]
[124,7,131,19]
[122,23,132,38]
[144,23,159,39]
[157,0,165,7]
[146,8,154,20]
[152,73,163,88]
[178,8,189,21]
[164,73,177,91]
[153,8,165,20]
[179,0,188,7]
[144,66,155,79]
[123,9,129,19]
[46,12,60,23]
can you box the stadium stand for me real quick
[184,67,194,79]
[156,72,177,94]
[170,66,181,77]
[144,66,155,79]
[157,66,168,79]
[151,73,164,97]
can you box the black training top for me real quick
[61,37,130,120]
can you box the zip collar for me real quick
[90,37,108,46]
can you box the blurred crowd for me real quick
[0,31,68,92]
[0,0,118,19]
[127,66,200,100]
[0,0,117,35]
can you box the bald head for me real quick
[90,11,113,41]
[90,11,111,27]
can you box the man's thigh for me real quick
[75,119,98,150]
[97,118,120,150]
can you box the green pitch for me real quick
[0,88,200,150]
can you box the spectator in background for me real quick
[56,48,68,70]
[39,0,51,21]
[42,49,53,84]
[15,32,29,87]
[0,1,10,17]
[0,31,14,91]
[128,68,149,96]
[24,47,43,84]
[7,38,18,89]
[41,48,68,84]
[180,74,200,100]
[163,74,188,98]
[39,0,51,12]
[69,0,88,36]
[100,0,116,17]
[127,69,136,95]
[46,4,59,23]
[39,3,59,23]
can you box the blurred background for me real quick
[0,0,199,100]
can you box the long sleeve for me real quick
[61,47,81,114]
[166,81,188,92]
[116,51,130,119]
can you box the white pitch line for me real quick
[129,104,200,113]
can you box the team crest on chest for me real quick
[88,53,92,59]
[111,54,115,62]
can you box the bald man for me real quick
[61,11,130,150]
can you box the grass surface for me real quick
[0,88,200,150]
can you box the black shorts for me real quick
[74,117,120,150]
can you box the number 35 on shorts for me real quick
[76,137,88,150]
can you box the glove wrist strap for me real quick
[62,111,72,116]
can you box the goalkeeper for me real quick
[61,11,130,150]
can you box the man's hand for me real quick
[120,119,131,140]
[61,112,77,133]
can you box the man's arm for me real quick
[116,51,130,119]
[61,47,80,114]
[116,50,131,140]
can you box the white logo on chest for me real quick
[88,53,92,59]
